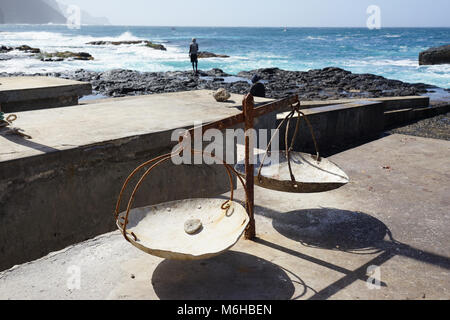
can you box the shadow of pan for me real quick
[270,207,389,254]
[152,251,296,300]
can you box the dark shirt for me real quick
[189,43,199,55]
[250,82,266,98]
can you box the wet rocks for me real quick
[238,67,426,100]
[419,45,450,65]
[2,67,441,102]
[0,44,41,54]
[388,112,450,141]
[40,51,94,61]
[87,40,138,45]
[87,40,167,51]
[0,44,95,62]
[145,42,166,51]
[84,66,428,100]
[0,45,14,53]
[16,45,41,54]
[202,68,231,77]
[198,51,229,58]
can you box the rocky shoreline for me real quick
[0,45,95,61]
[388,112,450,141]
[2,67,445,101]
[87,40,167,51]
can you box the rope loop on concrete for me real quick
[0,113,32,139]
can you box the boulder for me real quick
[198,51,230,59]
[203,68,230,77]
[0,45,13,53]
[213,88,231,102]
[145,42,166,51]
[16,45,41,54]
[40,56,64,62]
[419,45,450,65]
[40,51,94,61]
[87,40,167,51]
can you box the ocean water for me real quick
[0,25,449,88]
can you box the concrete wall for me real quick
[278,101,385,154]
[296,96,429,112]
[0,76,92,113]
[1,96,80,113]
[376,96,429,111]
[0,130,236,271]
[0,90,271,271]
[384,102,450,128]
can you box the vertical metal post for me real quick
[243,94,256,240]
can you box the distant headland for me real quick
[0,0,110,25]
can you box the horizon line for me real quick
[1,24,450,28]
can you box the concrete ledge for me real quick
[385,103,450,128]
[298,96,429,112]
[0,90,272,271]
[0,76,92,112]
[369,96,429,111]
[278,100,385,153]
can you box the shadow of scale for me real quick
[261,207,390,254]
[152,251,298,300]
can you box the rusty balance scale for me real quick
[114,94,349,260]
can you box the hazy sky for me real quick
[58,0,450,27]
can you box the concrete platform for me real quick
[1,134,448,300]
[0,90,272,271]
[298,96,430,111]
[385,103,450,128]
[0,90,269,162]
[0,76,92,113]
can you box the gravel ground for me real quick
[388,112,450,141]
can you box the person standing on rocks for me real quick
[189,38,199,74]
[250,75,266,98]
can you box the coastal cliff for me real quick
[0,0,66,24]
[0,0,110,25]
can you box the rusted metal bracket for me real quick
[185,94,299,240]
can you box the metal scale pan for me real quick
[235,151,349,193]
[235,105,349,194]
[116,198,249,261]
[115,150,250,261]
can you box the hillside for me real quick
[43,0,110,25]
[0,0,110,25]
[0,0,66,24]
